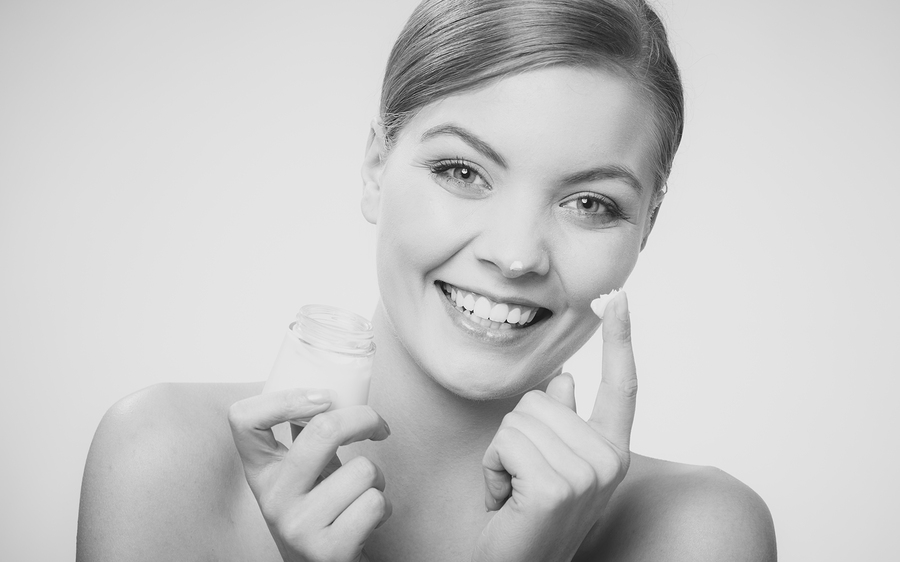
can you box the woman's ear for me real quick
[640,194,664,251]
[360,120,386,225]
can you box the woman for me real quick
[77,0,776,560]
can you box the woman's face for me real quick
[362,66,659,400]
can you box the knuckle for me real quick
[500,410,525,429]
[257,490,283,522]
[608,316,632,344]
[277,390,299,418]
[596,449,629,483]
[227,400,251,432]
[485,474,510,495]
[349,456,379,484]
[601,376,638,401]
[543,476,575,504]
[277,519,307,547]
[570,461,598,495]
[620,376,638,399]
[495,425,523,447]
[304,413,343,443]
[361,487,388,514]
[519,389,545,409]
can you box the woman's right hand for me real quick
[228,389,392,562]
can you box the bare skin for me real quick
[77,295,775,561]
[77,380,775,562]
[77,68,776,560]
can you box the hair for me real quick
[380,0,684,199]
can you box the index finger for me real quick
[285,406,390,492]
[228,388,333,478]
[588,290,637,453]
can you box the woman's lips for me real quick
[438,281,551,330]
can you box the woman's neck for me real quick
[365,303,521,465]
[339,302,548,559]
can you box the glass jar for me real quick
[263,305,375,410]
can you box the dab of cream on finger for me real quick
[590,289,622,319]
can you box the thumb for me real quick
[545,372,577,412]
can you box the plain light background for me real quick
[1,0,898,560]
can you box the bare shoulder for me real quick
[76,382,272,561]
[583,454,777,562]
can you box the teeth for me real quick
[489,303,509,322]
[474,297,492,319]
[520,308,534,325]
[441,282,543,328]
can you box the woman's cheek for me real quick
[374,177,466,303]
[558,231,640,307]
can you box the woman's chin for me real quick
[425,365,555,403]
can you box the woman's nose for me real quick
[473,204,550,279]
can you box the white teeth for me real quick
[442,283,544,328]
[517,308,533,325]
[474,297,492,319]
[489,303,509,322]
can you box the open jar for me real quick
[263,305,375,410]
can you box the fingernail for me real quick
[590,288,621,319]
[305,391,331,405]
[384,419,392,436]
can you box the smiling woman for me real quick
[76,1,775,561]
[361,67,657,402]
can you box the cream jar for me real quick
[263,305,375,410]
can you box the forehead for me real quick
[393,66,658,189]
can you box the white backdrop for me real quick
[1,1,898,560]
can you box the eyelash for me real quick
[561,192,628,222]
[428,158,490,190]
[427,159,627,225]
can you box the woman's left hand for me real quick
[475,291,637,562]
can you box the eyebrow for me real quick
[562,165,645,195]
[420,123,644,195]
[420,124,509,169]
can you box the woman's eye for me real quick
[573,196,602,212]
[450,166,477,183]
[560,193,624,226]
[429,159,489,192]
